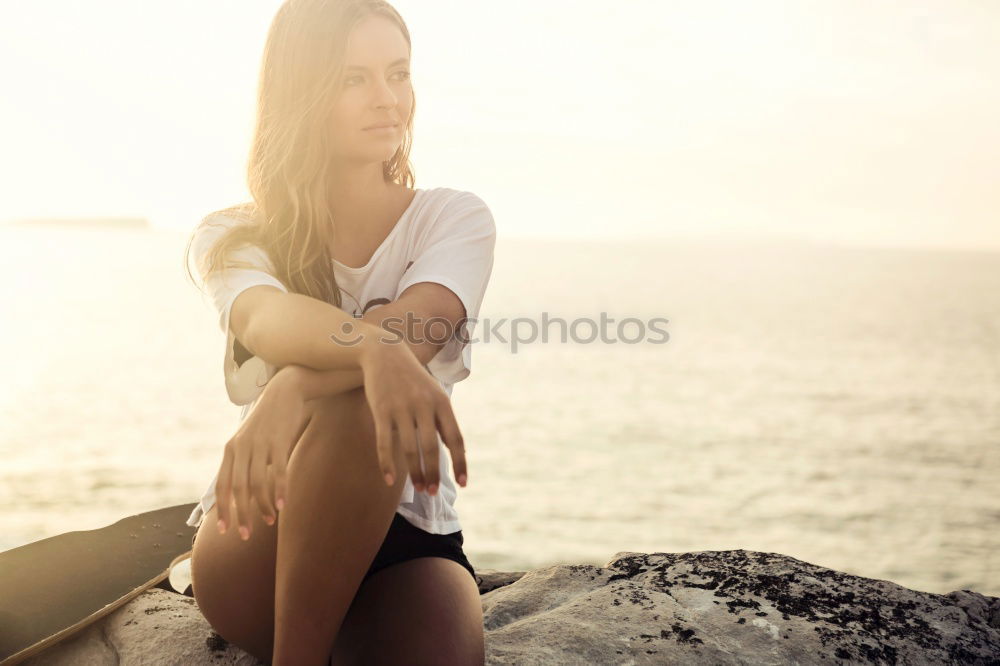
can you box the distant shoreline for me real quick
[3,217,149,229]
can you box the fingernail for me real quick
[276,497,285,511]
[458,474,467,486]
[428,483,438,495]
[264,514,274,526]
[239,526,249,540]
[384,473,394,485]
[217,519,226,534]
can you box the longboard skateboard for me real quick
[0,503,198,665]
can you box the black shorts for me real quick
[365,512,476,583]
[187,511,476,594]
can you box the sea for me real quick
[1,223,997,597]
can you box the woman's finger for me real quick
[373,408,398,486]
[436,400,467,487]
[394,409,424,492]
[271,440,289,513]
[231,439,253,541]
[416,406,440,495]
[251,439,275,526]
[215,441,236,534]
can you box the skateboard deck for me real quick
[0,503,198,665]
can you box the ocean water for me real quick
[0,225,997,597]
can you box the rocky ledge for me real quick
[22,549,1000,664]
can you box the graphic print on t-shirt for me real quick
[343,259,415,317]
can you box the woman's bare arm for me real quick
[234,280,464,397]
[232,286,395,372]
[291,366,365,401]
[285,362,436,403]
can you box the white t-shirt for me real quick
[184,186,497,534]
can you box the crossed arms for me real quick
[229,280,467,401]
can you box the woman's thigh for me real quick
[331,556,485,665]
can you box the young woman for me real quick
[182,1,496,663]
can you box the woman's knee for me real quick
[190,502,278,662]
[307,387,374,432]
[293,387,377,463]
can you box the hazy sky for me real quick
[1,1,997,250]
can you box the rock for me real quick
[19,585,260,665]
[483,551,1000,664]
[21,550,1000,664]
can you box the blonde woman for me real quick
[183,1,496,663]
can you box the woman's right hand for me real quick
[358,341,468,497]
[214,365,310,541]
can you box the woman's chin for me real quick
[330,148,400,168]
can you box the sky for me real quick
[0,0,997,250]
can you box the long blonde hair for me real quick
[184,0,415,310]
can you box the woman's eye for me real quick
[343,71,407,87]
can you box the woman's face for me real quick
[327,15,413,166]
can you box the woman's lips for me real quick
[363,123,398,131]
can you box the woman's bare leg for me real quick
[272,385,410,665]
[331,556,485,664]
[189,387,410,665]
[189,478,281,663]
[189,396,333,662]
